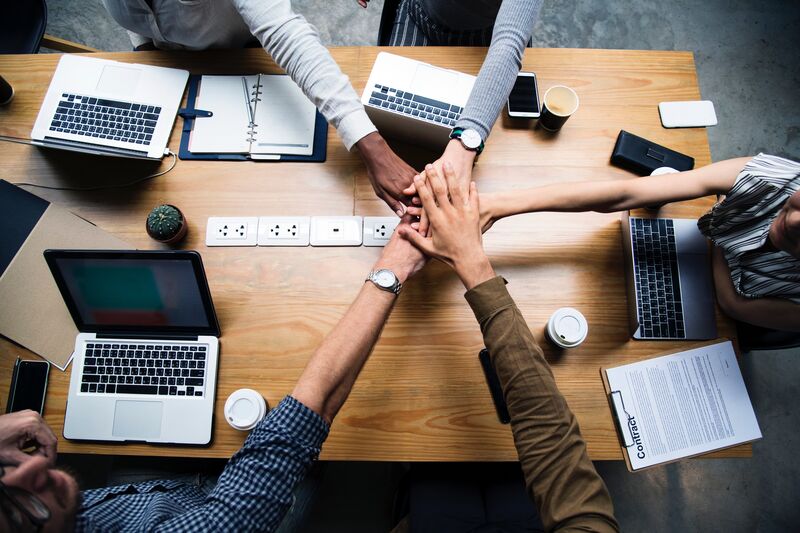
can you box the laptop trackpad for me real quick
[113,400,163,439]
[410,64,459,103]
[97,65,141,98]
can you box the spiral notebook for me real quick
[179,74,327,161]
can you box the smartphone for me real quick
[478,349,510,424]
[507,71,540,118]
[6,358,50,415]
[658,100,717,128]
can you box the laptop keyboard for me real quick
[49,93,161,145]
[630,218,686,339]
[368,84,460,127]
[80,342,208,397]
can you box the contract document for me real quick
[603,340,761,471]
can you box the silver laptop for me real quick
[44,250,221,445]
[32,55,188,160]
[361,52,476,148]
[621,213,717,340]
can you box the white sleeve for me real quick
[231,0,376,150]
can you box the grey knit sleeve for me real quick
[455,0,543,141]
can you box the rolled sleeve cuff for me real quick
[258,396,330,450]
[464,276,514,322]
[337,109,377,151]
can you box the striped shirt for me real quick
[698,153,800,303]
[75,396,329,532]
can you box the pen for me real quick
[241,76,254,126]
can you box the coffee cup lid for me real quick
[548,308,588,347]
[224,389,267,431]
[650,166,679,176]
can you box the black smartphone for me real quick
[478,349,510,424]
[506,71,540,118]
[7,358,50,415]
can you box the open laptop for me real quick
[621,213,717,340]
[44,250,221,445]
[361,52,476,149]
[32,55,189,160]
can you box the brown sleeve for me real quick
[465,277,619,532]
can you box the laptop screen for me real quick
[44,250,220,336]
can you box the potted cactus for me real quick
[146,204,187,244]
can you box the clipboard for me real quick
[177,74,328,162]
[601,339,761,472]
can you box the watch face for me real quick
[461,129,482,149]
[374,269,396,288]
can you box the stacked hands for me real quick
[372,143,497,292]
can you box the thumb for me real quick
[0,449,33,466]
[399,226,436,257]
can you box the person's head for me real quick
[768,189,800,258]
[0,455,80,532]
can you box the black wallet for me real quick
[610,130,694,176]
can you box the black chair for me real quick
[0,0,47,54]
[378,0,401,45]
[0,0,97,55]
[736,321,800,352]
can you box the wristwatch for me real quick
[366,269,402,294]
[450,127,485,155]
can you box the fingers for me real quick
[419,207,430,237]
[406,205,423,217]
[398,226,436,257]
[402,182,417,196]
[469,181,479,211]
[31,419,58,465]
[443,161,467,205]
[414,174,439,216]
[380,190,406,217]
[426,164,451,209]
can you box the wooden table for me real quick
[0,47,749,461]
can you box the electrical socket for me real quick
[363,217,399,247]
[257,217,311,246]
[205,217,259,246]
[309,216,363,246]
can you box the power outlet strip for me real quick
[363,217,399,247]
[309,216,363,246]
[206,217,259,246]
[257,217,311,246]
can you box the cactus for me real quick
[146,204,187,244]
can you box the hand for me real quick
[373,215,428,284]
[408,187,500,234]
[356,132,417,216]
[0,410,58,467]
[403,139,477,234]
[398,162,495,289]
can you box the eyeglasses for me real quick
[0,464,52,531]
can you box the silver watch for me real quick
[366,269,402,294]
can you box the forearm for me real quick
[456,0,543,140]
[233,0,375,149]
[464,277,618,532]
[712,248,800,331]
[292,283,396,423]
[488,157,753,222]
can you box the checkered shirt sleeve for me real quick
[75,396,329,532]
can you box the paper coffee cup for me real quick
[538,85,579,132]
[224,389,267,431]
[545,308,588,349]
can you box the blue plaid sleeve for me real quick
[154,396,329,532]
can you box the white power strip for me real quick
[206,216,391,247]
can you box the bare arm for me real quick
[291,224,426,423]
[712,247,800,332]
[480,157,753,230]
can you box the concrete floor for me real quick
[45,0,800,531]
